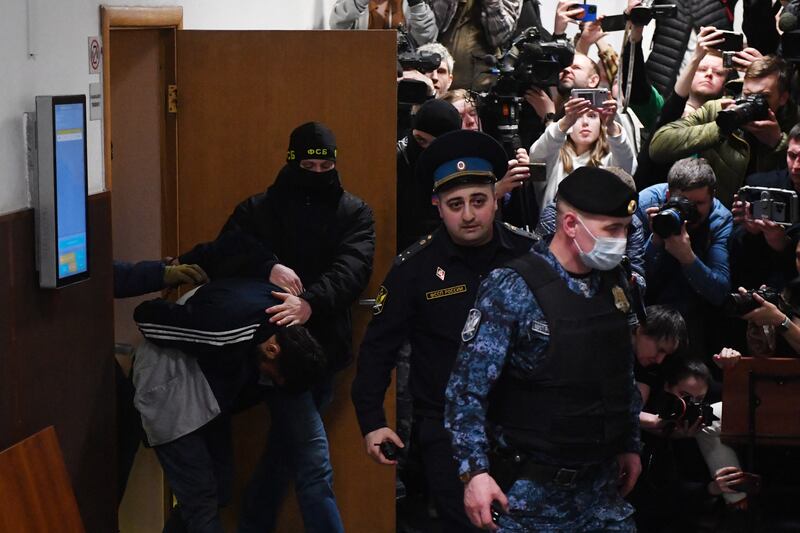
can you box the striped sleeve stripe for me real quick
[137,322,262,345]
[136,321,261,336]
[141,331,256,346]
[137,327,258,345]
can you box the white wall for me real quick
[0,0,337,216]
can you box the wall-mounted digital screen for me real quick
[54,102,88,279]
[35,95,90,288]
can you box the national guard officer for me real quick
[444,166,643,532]
[351,129,537,532]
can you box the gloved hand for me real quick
[163,264,208,287]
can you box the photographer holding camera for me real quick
[631,357,749,531]
[736,265,800,356]
[529,93,637,212]
[730,123,800,292]
[644,0,734,97]
[650,55,797,208]
[628,22,736,189]
[637,158,733,358]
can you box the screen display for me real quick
[54,102,88,279]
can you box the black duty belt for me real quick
[489,448,602,489]
[517,461,597,488]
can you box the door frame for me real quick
[100,5,182,523]
[101,5,182,257]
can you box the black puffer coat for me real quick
[645,0,734,96]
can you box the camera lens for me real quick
[652,208,683,238]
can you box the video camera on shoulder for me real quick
[656,392,718,428]
[397,25,440,74]
[737,186,800,227]
[396,25,440,105]
[716,94,770,136]
[652,196,700,238]
[487,27,575,96]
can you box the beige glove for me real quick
[163,264,208,287]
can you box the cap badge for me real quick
[436,267,446,281]
[627,200,637,215]
[456,160,466,171]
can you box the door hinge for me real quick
[167,85,178,114]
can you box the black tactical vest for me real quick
[488,253,634,464]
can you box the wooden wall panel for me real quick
[0,193,116,532]
[176,30,397,531]
[0,427,85,532]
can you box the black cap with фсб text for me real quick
[287,122,337,162]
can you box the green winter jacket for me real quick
[649,99,790,207]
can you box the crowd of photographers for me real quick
[331,0,800,530]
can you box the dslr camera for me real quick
[652,196,701,238]
[657,393,718,427]
[716,94,770,136]
[737,186,800,227]
[724,286,787,317]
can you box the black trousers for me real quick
[414,416,483,533]
[154,415,233,533]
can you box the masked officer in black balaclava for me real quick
[397,99,462,252]
[179,121,375,533]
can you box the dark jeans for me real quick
[237,377,343,533]
[414,416,483,533]
[155,415,233,533]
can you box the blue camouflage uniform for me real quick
[445,238,642,532]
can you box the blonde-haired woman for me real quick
[529,96,637,212]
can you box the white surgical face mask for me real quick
[573,216,627,271]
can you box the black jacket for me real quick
[730,169,799,291]
[135,278,283,412]
[181,166,376,370]
[646,0,733,96]
[351,221,536,435]
[397,136,440,252]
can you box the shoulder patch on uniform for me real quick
[373,286,388,315]
[502,222,538,241]
[394,234,434,266]
[531,320,550,336]
[461,308,482,342]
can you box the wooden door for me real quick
[175,30,397,532]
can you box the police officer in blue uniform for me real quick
[351,129,537,532]
[445,166,643,532]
